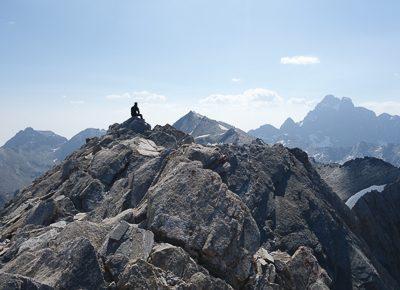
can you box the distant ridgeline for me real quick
[248,95,400,165]
[172,95,400,167]
[1,116,400,289]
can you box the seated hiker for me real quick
[131,102,143,119]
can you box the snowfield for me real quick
[346,184,386,209]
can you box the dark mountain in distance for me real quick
[249,95,400,165]
[173,111,254,145]
[0,127,105,207]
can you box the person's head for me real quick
[134,102,137,106]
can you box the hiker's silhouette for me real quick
[131,102,143,119]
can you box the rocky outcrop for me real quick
[0,116,398,289]
[146,154,260,286]
[0,272,53,290]
[246,246,331,290]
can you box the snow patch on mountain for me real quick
[346,184,386,209]
[219,124,228,131]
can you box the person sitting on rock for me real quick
[131,102,143,119]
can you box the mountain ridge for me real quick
[0,117,398,289]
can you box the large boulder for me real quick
[149,243,232,289]
[246,246,331,290]
[89,144,132,185]
[146,156,260,287]
[100,221,154,281]
[0,272,53,290]
[2,237,106,290]
[100,221,154,260]
[117,259,181,289]
[119,117,151,134]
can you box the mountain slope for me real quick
[352,178,400,285]
[0,128,105,207]
[315,157,400,201]
[55,128,106,161]
[0,117,398,289]
[173,111,254,145]
[0,128,67,201]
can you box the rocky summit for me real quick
[0,117,398,290]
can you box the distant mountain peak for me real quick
[3,128,67,151]
[316,95,354,111]
[280,117,298,131]
[173,112,254,145]
[249,94,400,150]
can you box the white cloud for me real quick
[231,78,242,83]
[280,56,320,65]
[195,88,318,130]
[361,101,400,116]
[200,88,283,107]
[106,91,167,103]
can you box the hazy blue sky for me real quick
[1,0,400,144]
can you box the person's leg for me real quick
[139,114,143,119]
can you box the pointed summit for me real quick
[280,117,298,133]
[316,95,354,111]
[316,95,341,110]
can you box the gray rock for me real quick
[287,246,331,290]
[117,259,178,289]
[89,144,132,185]
[149,243,233,289]
[18,228,59,254]
[100,221,154,262]
[0,272,53,290]
[146,156,260,287]
[53,221,110,251]
[149,124,194,148]
[25,200,55,226]
[2,237,106,290]
[120,117,151,134]
[104,254,129,283]
[109,221,129,241]
[79,179,105,211]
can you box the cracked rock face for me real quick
[0,117,398,289]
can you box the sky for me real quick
[1,0,400,145]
